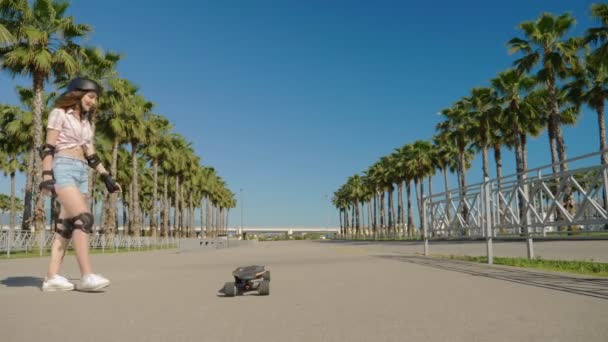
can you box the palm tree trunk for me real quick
[161,174,169,237]
[406,181,414,237]
[458,145,468,223]
[493,143,503,228]
[442,167,451,224]
[596,103,608,211]
[205,196,211,237]
[547,116,559,175]
[597,102,607,164]
[520,134,529,173]
[339,209,343,235]
[482,146,489,179]
[367,200,372,236]
[151,159,158,237]
[21,151,34,230]
[417,179,425,232]
[181,182,187,236]
[493,143,503,188]
[122,192,128,234]
[130,142,140,237]
[355,200,361,235]
[199,196,205,237]
[173,176,180,237]
[344,207,350,236]
[547,79,568,171]
[10,171,16,230]
[189,191,194,238]
[428,175,433,236]
[379,192,385,235]
[397,182,404,233]
[388,186,395,233]
[31,72,45,231]
[373,192,378,234]
[350,205,355,233]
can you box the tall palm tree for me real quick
[432,133,458,223]
[124,95,152,236]
[394,143,417,237]
[566,54,608,164]
[466,87,498,179]
[438,101,472,200]
[491,69,538,178]
[507,12,582,174]
[586,3,608,66]
[406,140,434,232]
[141,113,172,237]
[6,86,55,230]
[345,174,365,235]
[1,0,91,230]
[0,104,26,231]
[98,78,138,235]
[0,4,15,46]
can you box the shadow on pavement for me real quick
[376,255,608,300]
[1,276,43,288]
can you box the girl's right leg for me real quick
[46,204,70,278]
[54,186,93,276]
[54,185,109,291]
[42,206,74,291]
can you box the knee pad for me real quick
[70,213,94,234]
[54,218,74,239]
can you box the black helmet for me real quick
[67,77,102,96]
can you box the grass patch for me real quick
[433,254,608,277]
[2,245,177,260]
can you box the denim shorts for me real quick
[53,156,89,194]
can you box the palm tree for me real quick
[394,143,417,237]
[438,101,472,200]
[0,5,15,45]
[0,104,27,231]
[432,133,459,225]
[566,54,608,164]
[0,193,10,226]
[141,113,172,237]
[507,12,582,174]
[98,78,138,235]
[466,87,499,180]
[406,140,435,233]
[586,3,608,66]
[345,174,365,236]
[6,86,56,230]
[491,69,537,178]
[1,0,91,230]
[123,94,153,236]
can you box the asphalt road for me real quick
[1,240,607,342]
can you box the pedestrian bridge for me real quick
[225,227,339,234]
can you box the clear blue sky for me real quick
[0,0,601,227]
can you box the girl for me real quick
[39,77,121,292]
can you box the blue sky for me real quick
[0,0,602,227]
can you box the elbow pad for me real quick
[86,153,101,169]
[39,144,56,160]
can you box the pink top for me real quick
[47,108,93,151]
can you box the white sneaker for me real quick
[78,274,110,292]
[42,274,74,292]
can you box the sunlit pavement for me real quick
[2,240,607,342]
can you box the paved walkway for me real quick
[1,240,607,342]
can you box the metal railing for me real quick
[1,230,178,257]
[422,150,608,263]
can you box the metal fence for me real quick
[422,150,608,263]
[1,230,178,257]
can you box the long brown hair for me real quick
[54,90,97,119]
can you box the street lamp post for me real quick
[324,194,330,237]
[240,188,244,235]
